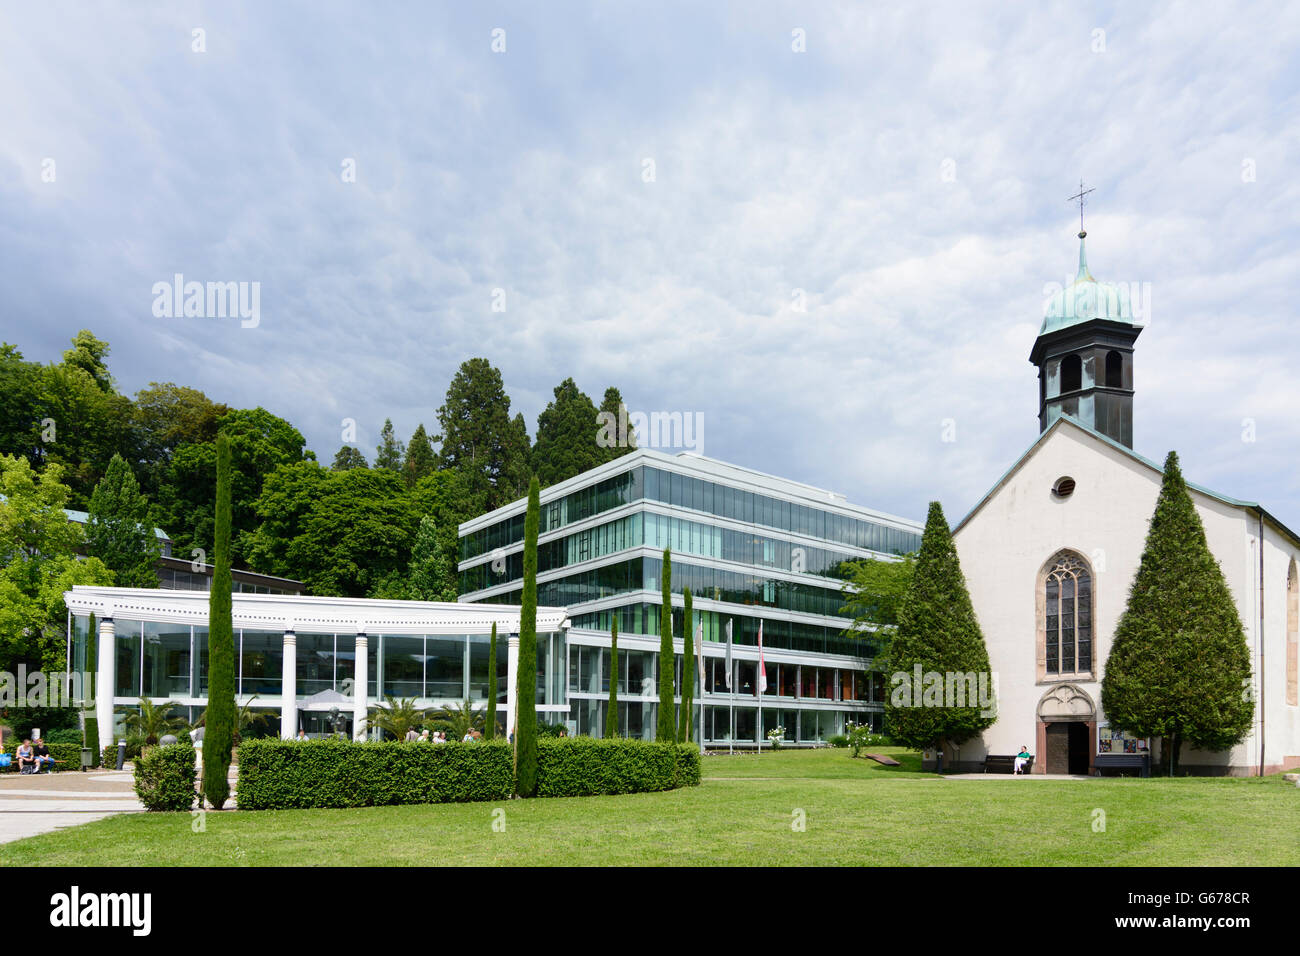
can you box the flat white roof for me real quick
[64,586,569,635]
[459,448,921,535]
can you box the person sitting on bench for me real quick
[1014,745,1032,775]
[33,738,55,773]
[16,739,37,774]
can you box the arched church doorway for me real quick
[1036,684,1096,775]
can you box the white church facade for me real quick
[950,230,1300,775]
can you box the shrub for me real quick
[849,726,890,758]
[0,742,81,773]
[537,721,567,738]
[235,738,701,810]
[828,734,849,748]
[236,738,515,810]
[44,728,85,745]
[535,738,701,797]
[133,743,197,812]
[101,738,145,768]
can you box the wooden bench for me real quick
[983,754,1033,774]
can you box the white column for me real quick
[353,633,368,740]
[506,634,520,740]
[96,616,116,754]
[281,630,297,739]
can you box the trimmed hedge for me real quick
[133,743,197,812]
[536,738,701,796]
[0,742,82,773]
[236,738,701,810]
[237,739,515,809]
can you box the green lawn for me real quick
[2,748,1295,866]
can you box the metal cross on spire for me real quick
[1068,179,1095,236]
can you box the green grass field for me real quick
[2,748,1295,866]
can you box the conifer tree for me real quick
[657,548,677,741]
[83,612,99,766]
[485,622,498,740]
[1102,451,1254,775]
[375,418,405,471]
[598,387,638,461]
[202,434,236,808]
[402,424,437,487]
[878,501,994,766]
[85,453,160,587]
[514,476,540,796]
[605,615,619,738]
[679,588,694,743]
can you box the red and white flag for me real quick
[757,620,768,695]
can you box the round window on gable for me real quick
[1052,476,1076,499]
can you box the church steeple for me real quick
[1030,223,1142,448]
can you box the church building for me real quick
[951,228,1300,775]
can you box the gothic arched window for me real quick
[1043,551,1092,677]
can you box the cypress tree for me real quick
[485,622,497,740]
[514,476,540,796]
[657,548,677,741]
[605,615,619,738]
[1101,451,1254,775]
[879,501,994,767]
[83,612,100,767]
[679,588,694,743]
[202,433,236,808]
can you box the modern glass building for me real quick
[63,587,569,751]
[458,450,923,746]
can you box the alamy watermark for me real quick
[596,407,704,455]
[889,666,998,718]
[152,274,260,328]
[0,668,93,708]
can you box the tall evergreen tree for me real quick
[679,587,694,743]
[533,378,604,487]
[83,612,99,767]
[597,386,638,461]
[402,423,437,487]
[605,615,619,738]
[657,548,677,741]
[435,358,531,510]
[375,418,405,472]
[202,434,236,809]
[85,453,161,587]
[878,501,994,766]
[514,476,540,796]
[485,622,498,740]
[331,445,368,471]
[1101,451,1254,775]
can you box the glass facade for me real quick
[73,618,547,708]
[460,464,919,562]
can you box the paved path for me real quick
[0,770,144,845]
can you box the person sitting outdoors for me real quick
[33,738,55,773]
[16,739,37,775]
[295,729,309,742]
[1014,745,1032,775]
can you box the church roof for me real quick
[953,415,1300,548]
[1038,232,1141,335]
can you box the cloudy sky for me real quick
[3,2,1298,528]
